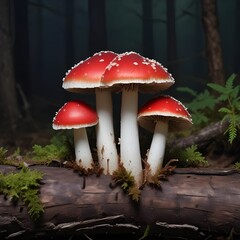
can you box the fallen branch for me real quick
[169,120,229,149]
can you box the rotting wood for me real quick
[0,165,240,239]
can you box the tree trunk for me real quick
[142,0,154,59]
[0,0,20,131]
[1,165,240,239]
[13,0,30,99]
[201,0,225,85]
[65,0,75,69]
[88,0,107,55]
[166,0,178,78]
[233,0,240,73]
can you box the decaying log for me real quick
[0,165,240,239]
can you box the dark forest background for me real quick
[0,0,239,145]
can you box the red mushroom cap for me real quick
[62,51,118,92]
[52,100,98,130]
[101,51,175,93]
[138,95,192,132]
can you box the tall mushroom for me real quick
[138,95,192,176]
[52,100,98,169]
[101,52,175,186]
[62,51,118,175]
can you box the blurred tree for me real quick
[13,0,29,98]
[65,0,75,69]
[166,0,178,79]
[201,0,225,85]
[234,0,240,73]
[36,0,43,87]
[0,0,20,131]
[88,0,107,55]
[13,0,32,121]
[142,0,154,59]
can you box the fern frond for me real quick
[225,73,237,90]
[170,145,208,167]
[207,83,227,94]
[225,114,238,144]
[177,87,198,97]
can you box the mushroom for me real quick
[101,52,175,186]
[62,51,119,175]
[138,95,192,176]
[52,100,98,169]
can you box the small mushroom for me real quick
[52,100,98,169]
[62,51,119,174]
[102,52,175,186]
[138,95,192,176]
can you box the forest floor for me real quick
[1,116,240,168]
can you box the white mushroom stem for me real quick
[147,120,168,175]
[74,128,93,169]
[95,89,119,175]
[120,86,143,186]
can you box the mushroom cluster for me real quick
[52,51,192,188]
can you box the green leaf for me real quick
[225,73,237,90]
[231,86,240,99]
[218,107,232,114]
[207,83,227,94]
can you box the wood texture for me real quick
[0,165,240,239]
[201,0,225,85]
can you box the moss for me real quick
[0,166,44,221]
[27,134,74,164]
[145,159,178,187]
[112,163,141,202]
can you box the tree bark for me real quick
[0,165,240,239]
[201,0,225,85]
[0,0,20,131]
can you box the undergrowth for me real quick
[29,133,74,163]
[170,145,208,167]
[0,167,44,220]
[178,74,240,144]
[0,147,8,162]
[0,133,74,166]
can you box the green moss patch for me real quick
[0,167,44,220]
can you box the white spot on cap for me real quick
[133,62,138,66]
